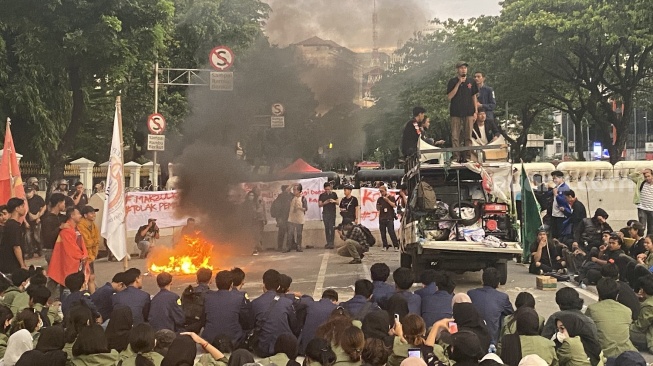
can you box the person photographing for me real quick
[135,218,159,259]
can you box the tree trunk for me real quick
[573,117,585,161]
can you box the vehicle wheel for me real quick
[495,261,508,285]
[449,201,481,226]
[400,253,412,269]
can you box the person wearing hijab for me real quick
[71,324,120,366]
[385,294,409,323]
[555,313,603,366]
[452,293,472,307]
[452,303,492,353]
[105,306,133,353]
[0,305,14,359]
[227,349,256,366]
[15,326,67,366]
[499,308,557,366]
[121,323,164,366]
[446,330,485,366]
[63,305,93,360]
[161,334,199,366]
[362,310,394,347]
[1,329,34,366]
[501,293,545,339]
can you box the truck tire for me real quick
[449,201,481,226]
[495,261,508,285]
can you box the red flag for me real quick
[0,119,25,204]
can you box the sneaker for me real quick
[394,247,399,251]
[296,248,303,252]
[283,249,291,253]
[384,247,389,251]
[252,250,259,256]
[349,259,362,264]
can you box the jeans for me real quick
[276,220,288,250]
[323,215,336,247]
[137,240,152,258]
[379,219,399,249]
[638,208,653,236]
[288,223,304,250]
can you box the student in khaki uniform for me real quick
[630,274,653,353]
[554,313,604,366]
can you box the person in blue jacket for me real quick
[148,272,185,332]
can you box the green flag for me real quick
[520,164,542,262]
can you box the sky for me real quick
[263,0,503,51]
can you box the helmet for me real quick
[27,177,38,186]
[58,179,68,186]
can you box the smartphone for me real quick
[448,321,458,334]
[394,314,400,322]
[408,348,422,358]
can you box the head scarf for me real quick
[105,306,133,352]
[556,313,602,365]
[36,326,65,352]
[2,329,33,366]
[518,355,548,366]
[161,335,197,366]
[452,303,491,353]
[227,349,256,366]
[451,293,472,307]
[361,310,393,347]
[385,294,409,322]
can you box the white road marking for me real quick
[313,251,331,298]
[361,260,372,281]
[561,281,599,301]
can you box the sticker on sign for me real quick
[271,116,285,128]
[210,72,234,91]
[147,134,165,151]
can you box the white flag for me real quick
[101,107,127,260]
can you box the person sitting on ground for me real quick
[277,274,299,302]
[604,351,647,366]
[148,272,185,332]
[299,289,338,355]
[304,338,337,366]
[452,302,492,354]
[231,267,247,293]
[336,219,367,264]
[160,334,204,366]
[112,268,151,325]
[361,338,391,366]
[316,308,355,347]
[333,325,365,366]
[530,229,564,274]
[628,222,646,259]
[416,270,454,326]
[576,232,625,286]
[554,312,603,366]
[89,271,127,325]
[63,305,93,359]
[120,323,164,366]
[388,314,451,366]
[341,280,380,322]
[541,288,598,340]
[105,306,133,353]
[197,334,231,366]
[262,333,301,366]
[2,269,30,316]
[0,305,14,359]
[3,324,36,366]
[467,268,514,346]
[226,349,255,366]
[382,268,420,315]
[445,330,486,366]
[362,310,394,348]
[71,324,120,366]
[600,263,640,320]
[500,292,544,343]
[61,271,100,322]
[183,267,212,333]
[572,209,612,255]
[584,278,636,358]
[15,325,67,366]
[630,273,653,354]
[153,329,175,358]
[27,285,60,327]
[499,308,557,366]
[370,263,394,305]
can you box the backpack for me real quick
[416,181,437,210]
[357,224,376,246]
[181,285,206,326]
[270,196,282,219]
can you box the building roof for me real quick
[294,36,343,49]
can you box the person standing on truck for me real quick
[446,61,479,163]
[474,71,497,124]
[400,107,425,157]
[548,170,570,240]
[376,185,399,251]
[339,184,359,225]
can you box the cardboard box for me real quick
[536,275,557,291]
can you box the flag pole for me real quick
[116,96,129,270]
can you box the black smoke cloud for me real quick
[263,0,430,50]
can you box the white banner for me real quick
[125,191,187,231]
[359,187,401,230]
[239,177,328,222]
[101,107,128,260]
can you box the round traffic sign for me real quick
[271,103,285,116]
[209,46,235,71]
[147,113,166,135]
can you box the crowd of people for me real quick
[0,261,650,366]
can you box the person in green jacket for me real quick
[333,325,365,366]
[70,324,120,366]
[499,292,545,348]
[63,305,95,361]
[585,278,636,358]
[198,334,232,366]
[500,307,557,365]
[0,304,14,359]
[120,323,164,366]
[630,274,653,353]
[554,313,604,366]
[2,269,31,316]
[27,285,62,326]
[261,333,301,366]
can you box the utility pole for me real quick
[153,62,159,191]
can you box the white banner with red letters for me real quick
[125,191,188,231]
[359,187,401,230]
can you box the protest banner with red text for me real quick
[359,187,401,230]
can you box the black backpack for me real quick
[181,285,206,327]
[356,224,376,246]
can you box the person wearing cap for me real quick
[446,61,479,163]
[135,218,160,259]
[627,221,646,259]
[25,187,46,259]
[547,170,571,240]
[0,198,28,273]
[339,184,359,225]
[400,106,426,157]
[78,205,100,293]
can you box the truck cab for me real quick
[399,146,522,284]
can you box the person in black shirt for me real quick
[339,184,359,224]
[446,61,479,162]
[70,182,89,210]
[376,185,399,251]
[40,193,67,264]
[0,198,28,273]
[529,229,563,274]
[628,222,646,259]
[25,187,46,258]
[400,106,426,157]
[318,182,338,249]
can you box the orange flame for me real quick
[149,234,214,275]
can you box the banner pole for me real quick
[116,96,129,270]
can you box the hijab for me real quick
[451,293,472,307]
[105,306,133,352]
[14,326,67,366]
[161,335,197,366]
[228,349,256,366]
[452,303,491,352]
[1,329,33,366]
[385,294,409,322]
[556,313,602,366]
[36,326,65,352]
[501,308,541,366]
[361,310,394,347]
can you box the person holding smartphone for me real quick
[446,61,479,163]
[319,182,338,249]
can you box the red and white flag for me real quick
[0,118,25,204]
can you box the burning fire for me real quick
[149,234,214,275]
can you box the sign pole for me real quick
[116,96,129,270]
[153,62,159,192]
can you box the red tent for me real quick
[279,159,321,173]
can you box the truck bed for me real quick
[420,240,523,254]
